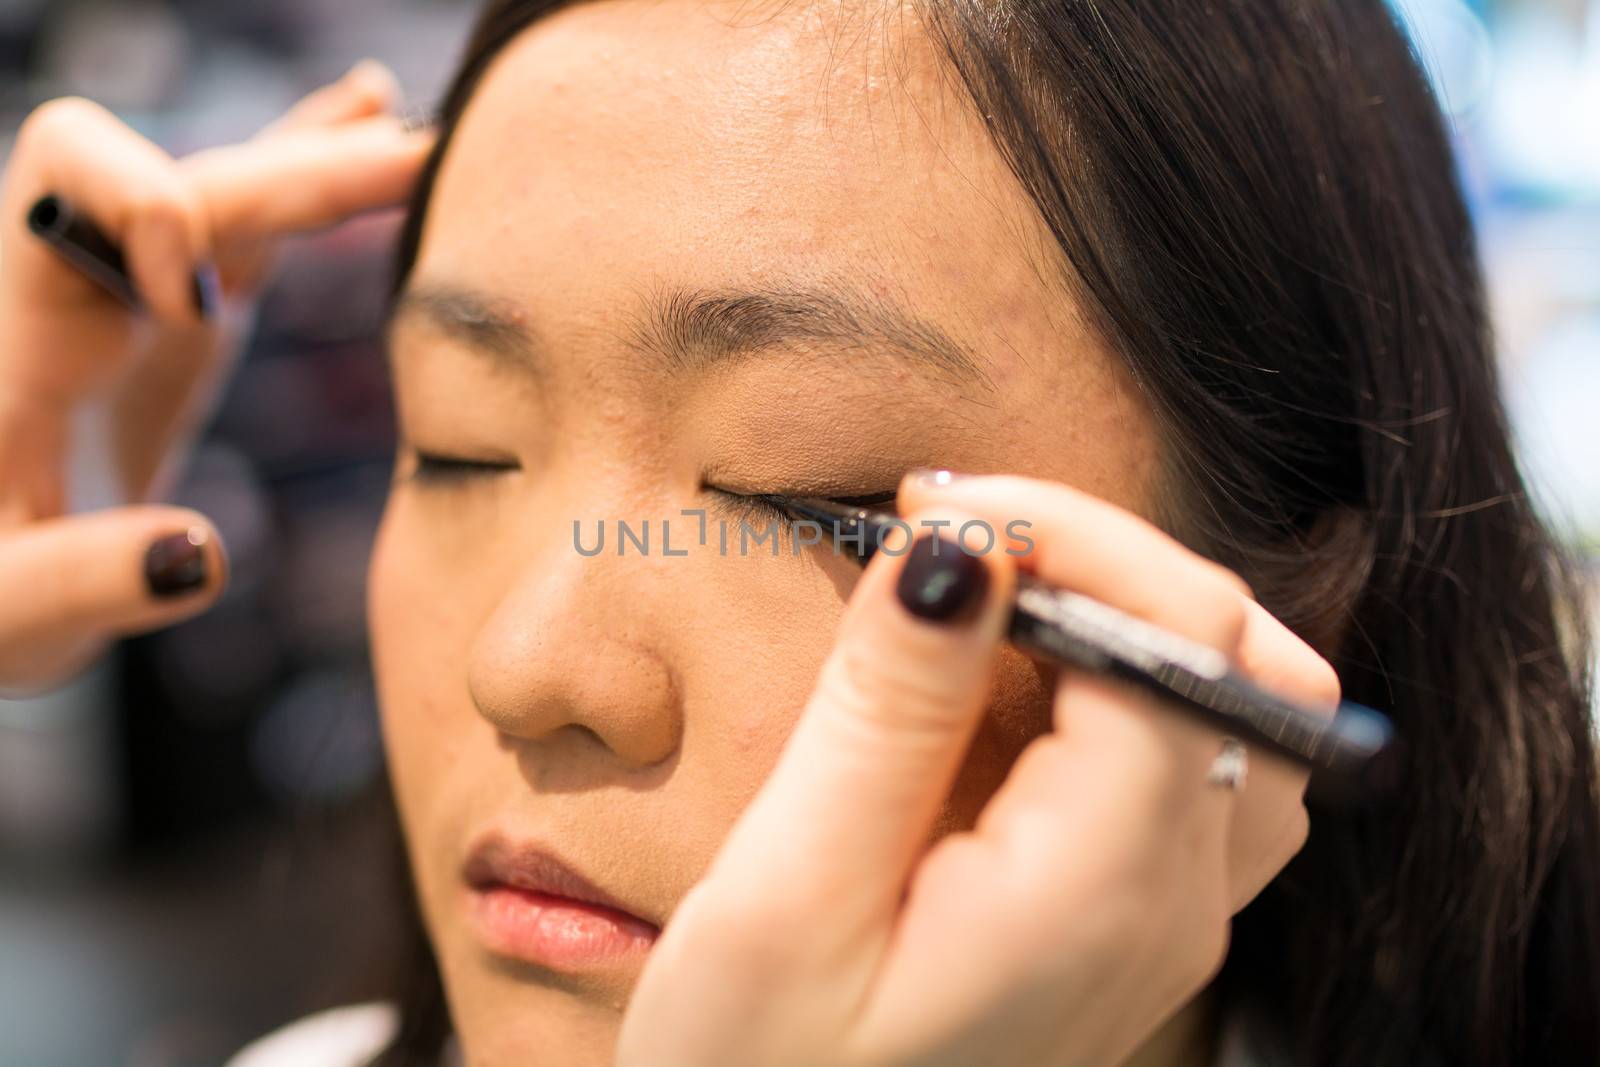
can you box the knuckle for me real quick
[1169,869,1233,989]
[1205,560,1256,603]
[1152,586,1250,664]
[820,637,977,740]
[313,178,364,222]
[126,185,198,234]
[17,96,105,149]
[1188,911,1233,987]
[1283,803,1312,857]
[1206,581,1251,653]
[1306,658,1343,711]
[47,553,100,629]
[1265,642,1344,713]
[1158,558,1252,655]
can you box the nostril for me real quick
[491,722,605,752]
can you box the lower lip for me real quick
[468,885,659,968]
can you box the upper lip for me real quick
[463,832,657,927]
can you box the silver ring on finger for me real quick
[1206,737,1249,791]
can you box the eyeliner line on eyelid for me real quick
[706,487,900,530]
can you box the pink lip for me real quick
[462,833,659,969]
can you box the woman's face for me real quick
[370,0,1159,1061]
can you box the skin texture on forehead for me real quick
[409,0,1157,508]
[373,1,1178,1064]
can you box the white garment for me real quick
[227,1000,1265,1066]
[224,1002,400,1067]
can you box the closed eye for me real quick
[408,451,520,487]
[707,487,899,531]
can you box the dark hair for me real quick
[376,2,1600,1065]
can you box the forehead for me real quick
[404,0,1163,519]
[412,0,1084,374]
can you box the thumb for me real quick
[0,507,227,685]
[262,58,404,135]
[698,508,1014,947]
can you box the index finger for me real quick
[182,114,433,237]
[0,97,211,323]
[905,471,1339,908]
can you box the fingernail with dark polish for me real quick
[146,528,210,599]
[191,262,222,320]
[896,535,989,623]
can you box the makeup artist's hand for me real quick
[616,472,1340,1067]
[0,62,432,694]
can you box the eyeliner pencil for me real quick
[26,194,215,316]
[768,495,1397,793]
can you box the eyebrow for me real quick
[388,280,994,390]
[388,286,535,365]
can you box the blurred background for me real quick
[0,0,1596,1064]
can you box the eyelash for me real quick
[408,452,520,486]
[713,488,900,529]
[405,452,900,522]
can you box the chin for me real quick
[431,915,643,1066]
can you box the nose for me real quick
[466,546,682,768]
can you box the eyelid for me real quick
[707,487,901,531]
[406,450,520,487]
[825,490,900,510]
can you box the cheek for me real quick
[367,503,475,866]
[676,598,838,819]
[679,597,1053,853]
